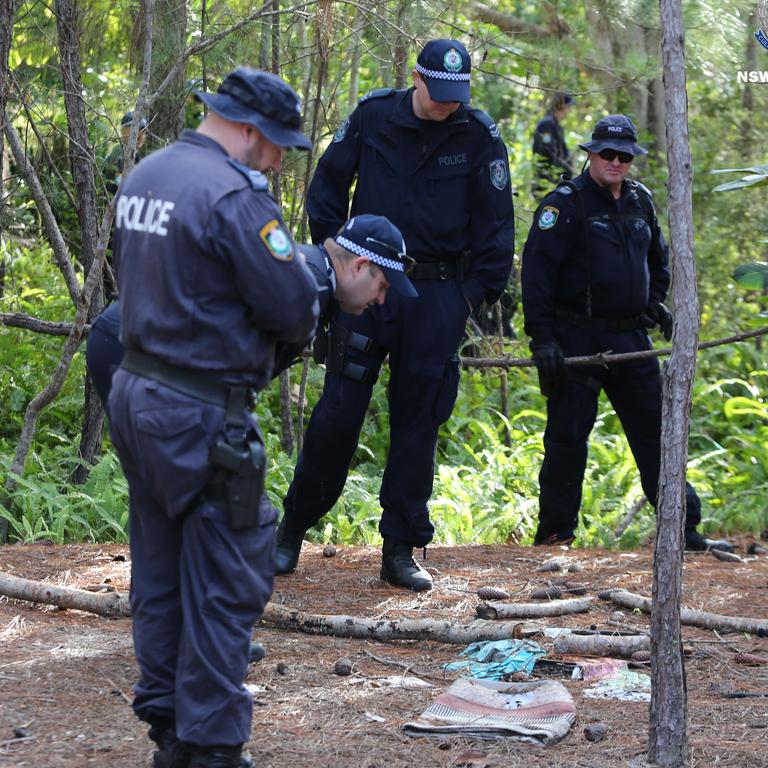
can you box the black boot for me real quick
[684,528,734,553]
[188,745,253,768]
[275,518,306,574]
[380,537,433,592]
[148,719,190,768]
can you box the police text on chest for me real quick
[438,152,468,167]
[116,195,176,236]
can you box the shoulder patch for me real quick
[468,108,501,141]
[227,158,268,191]
[358,87,396,104]
[538,206,560,230]
[259,219,294,261]
[489,159,509,191]
[332,117,350,143]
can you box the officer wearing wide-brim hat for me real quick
[521,111,733,555]
[276,38,515,591]
[108,66,319,768]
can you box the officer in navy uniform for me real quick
[531,92,574,201]
[275,39,515,591]
[521,114,733,553]
[87,214,414,404]
[107,68,319,768]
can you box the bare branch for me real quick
[0,312,88,336]
[3,118,81,303]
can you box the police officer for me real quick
[521,114,733,553]
[276,39,515,591]
[531,92,574,201]
[87,214,414,404]
[107,68,319,768]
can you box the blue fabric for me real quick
[445,640,547,679]
[85,301,123,406]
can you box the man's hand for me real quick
[531,340,565,397]
[640,300,673,341]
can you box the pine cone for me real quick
[476,586,510,601]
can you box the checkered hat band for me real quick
[335,236,405,273]
[415,63,470,81]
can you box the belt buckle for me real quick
[437,262,449,280]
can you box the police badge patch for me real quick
[538,206,559,230]
[489,159,508,191]
[333,118,350,143]
[443,48,463,72]
[259,219,293,261]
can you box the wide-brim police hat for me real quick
[195,67,311,150]
[335,215,418,299]
[415,39,471,104]
[579,114,647,156]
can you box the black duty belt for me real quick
[555,311,643,333]
[120,349,254,408]
[409,252,472,281]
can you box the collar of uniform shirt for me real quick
[391,88,469,130]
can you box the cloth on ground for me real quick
[402,677,575,744]
[444,639,546,679]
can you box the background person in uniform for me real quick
[107,67,319,768]
[531,92,574,201]
[275,38,515,592]
[104,110,148,197]
[521,114,733,553]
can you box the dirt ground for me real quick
[1,539,767,768]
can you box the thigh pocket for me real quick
[135,405,212,518]
[433,356,461,426]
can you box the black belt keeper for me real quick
[410,251,472,281]
[120,349,255,408]
[555,311,643,333]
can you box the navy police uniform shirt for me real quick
[305,88,515,309]
[113,130,319,390]
[521,170,670,345]
[532,113,571,181]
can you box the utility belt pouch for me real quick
[208,387,265,529]
[313,325,329,364]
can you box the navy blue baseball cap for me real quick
[415,39,471,104]
[195,67,311,150]
[335,215,418,298]
[579,114,647,156]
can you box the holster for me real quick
[208,387,266,529]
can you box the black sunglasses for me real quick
[598,148,634,164]
[365,236,415,274]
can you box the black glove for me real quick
[640,300,673,341]
[531,340,565,397]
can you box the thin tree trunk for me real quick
[393,0,409,90]
[553,632,650,657]
[0,0,18,542]
[346,5,362,111]
[476,597,593,619]
[649,1,695,764]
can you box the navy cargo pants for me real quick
[537,326,702,541]
[283,279,469,548]
[108,369,275,747]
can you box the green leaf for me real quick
[732,262,768,289]
[712,174,768,192]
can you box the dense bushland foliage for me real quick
[0,0,765,545]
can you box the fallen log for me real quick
[603,590,768,637]
[0,572,542,644]
[476,597,593,620]
[0,571,130,618]
[553,632,650,658]
[262,603,537,644]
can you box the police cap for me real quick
[335,215,418,299]
[415,39,471,105]
[195,67,311,150]
[121,111,148,129]
[579,114,647,156]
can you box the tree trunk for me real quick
[476,597,593,619]
[649,1,695,764]
[553,632,650,658]
[0,0,17,542]
[55,0,106,483]
[148,0,188,147]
